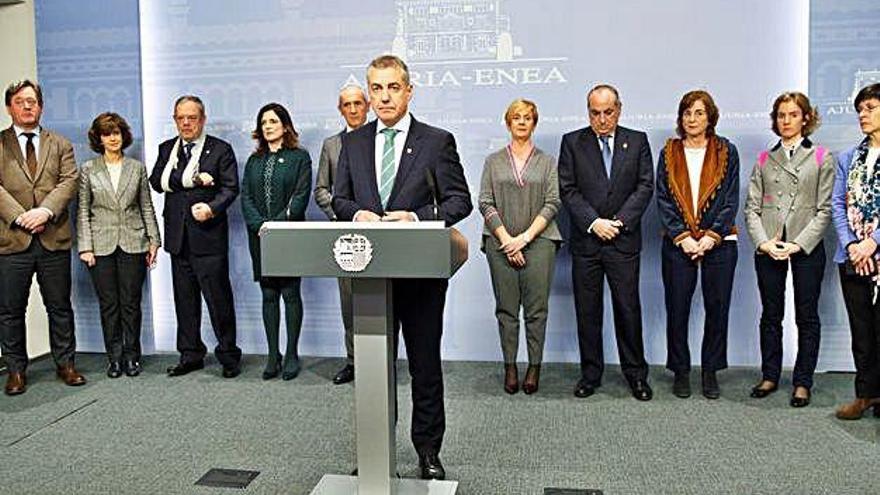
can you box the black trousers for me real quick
[662,238,738,373]
[755,243,825,388]
[392,278,447,455]
[838,264,880,398]
[170,237,241,368]
[0,241,75,372]
[89,248,147,363]
[572,247,647,386]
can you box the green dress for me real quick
[241,147,312,280]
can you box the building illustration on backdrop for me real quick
[391,0,521,62]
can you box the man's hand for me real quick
[855,256,876,277]
[193,172,214,187]
[79,251,96,268]
[191,202,214,222]
[354,210,382,222]
[382,210,415,222]
[17,208,51,231]
[592,218,621,241]
[146,245,158,268]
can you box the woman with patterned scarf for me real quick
[831,82,880,420]
[656,90,740,400]
[241,102,312,381]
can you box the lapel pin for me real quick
[279,158,285,163]
[406,148,412,154]
[205,149,211,155]
[622,142,628,150]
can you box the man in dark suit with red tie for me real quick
[149,95,242,378]
[558,84,655,401]
[332,55,472,480]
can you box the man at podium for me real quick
[332,54,472,480]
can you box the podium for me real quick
[260,221,467,495]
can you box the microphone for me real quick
[424,167,439,221]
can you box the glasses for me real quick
[11,98,38,108]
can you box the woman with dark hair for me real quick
[656,90,740,399]
[744,92,833,407]
[478,98,560,395]
[78,112,161,378]
[241,102,312,380]
[831,82,880,419]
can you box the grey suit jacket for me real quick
[0,126,78,254]
[314,131,343,219]
[77,156,161,256]
[744,139,834,255]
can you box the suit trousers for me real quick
[170,235,241,368]
[838,264,880,398]
[572,245,648,385]
[755,243,825,388]
[485,236,556,365]
[89,248,147,363]
[0,240,75,372]
[392,278,448,455]
[338,277,354,363]
[662,238,738,373]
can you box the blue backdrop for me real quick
[31,0,880,371]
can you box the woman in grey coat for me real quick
[78,112,161,378]
[479,98,561,395]
[744,92,833,407]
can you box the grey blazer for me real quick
[77,156,161,256]
[314,131,343,220]
[744,139,834,255]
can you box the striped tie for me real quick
[379,128,399,207]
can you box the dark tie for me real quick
[23,132,37,178]
[183,142,195,163]
[599,135,612,178]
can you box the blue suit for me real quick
[333,116,472,454]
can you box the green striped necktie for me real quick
[379,127,399,207]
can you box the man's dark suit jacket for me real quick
[149,135,239,256]
[332,117,471,225]
[558,125,654,255]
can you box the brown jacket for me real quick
[0,126,78,254]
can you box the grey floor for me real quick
[1,354,879,495]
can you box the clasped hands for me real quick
[498,232,530,268]
[592,218,623,241]
[354,210,415,222]
[758,238,802,261]
[678,235,718,261]
[15,208,50,234]
[847,237,878,276]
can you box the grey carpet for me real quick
[1,354,878,494]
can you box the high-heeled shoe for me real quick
[262,354,282,380]
[789,387,811,408]
[835,397,880,420]
[281,355,301,381]
[503,363,519,395]
[522,365,540,395]
[749,380,778,398]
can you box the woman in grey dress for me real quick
[478,98,561,394]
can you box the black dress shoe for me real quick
[673,371,691,398]
[790,388,811,408]
[418,451,446,480]
[630,379,653,401]
[166,360,204,377]
[107,362,123,379]
[332,364,355,384]
[750,381,778,398]
[222,365,241,379]
[573,379,596,398]
[702,370,720,400]
[125,360,142,377]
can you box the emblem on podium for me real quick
[333,234,374,272]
